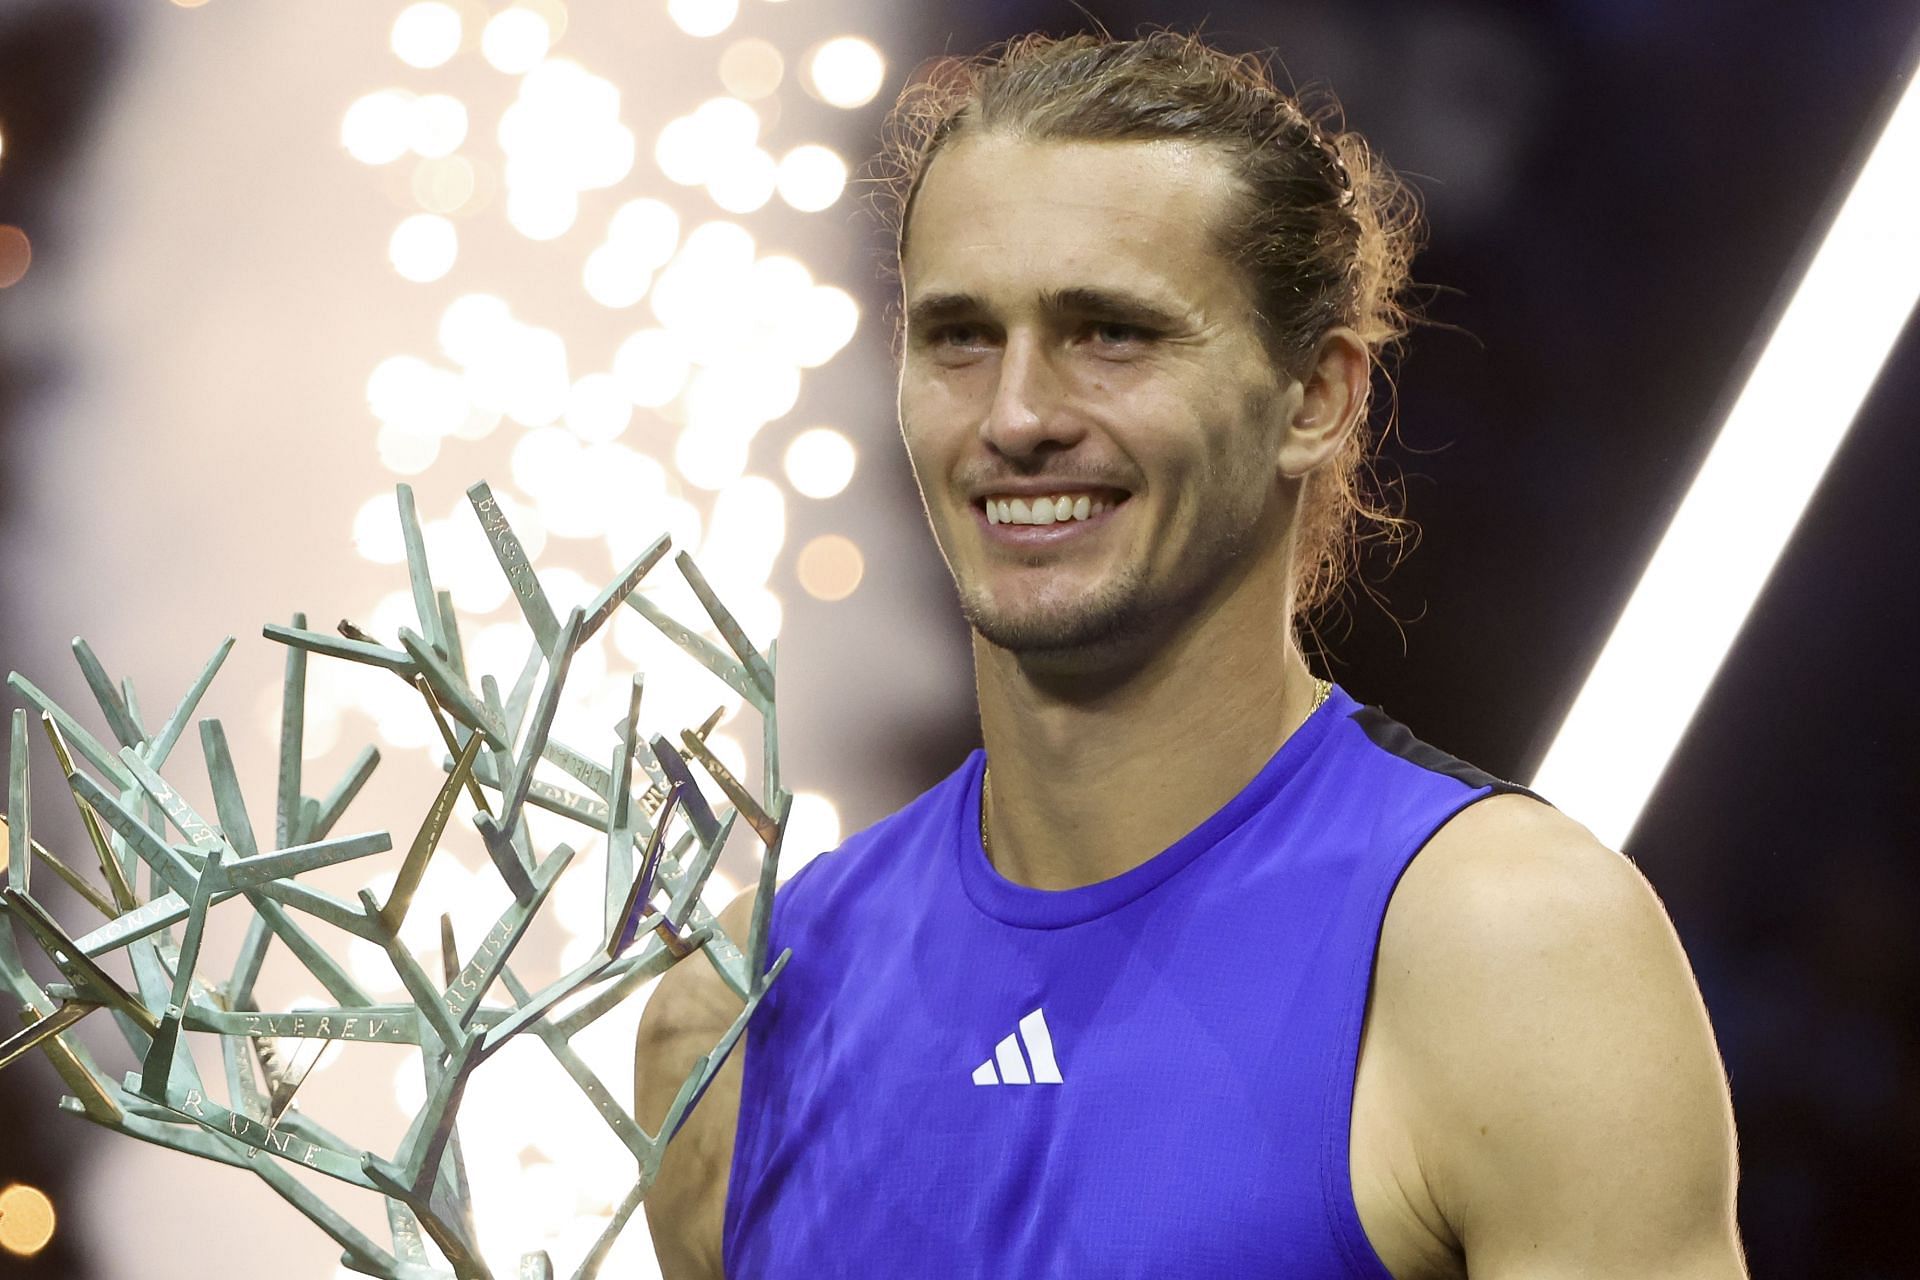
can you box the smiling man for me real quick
[637,32,1746,1279]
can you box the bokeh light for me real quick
[389,213,459,282]
[409,93,469,158]
[781,791,843,879]
[796,533,864,601]
[612,328,691,407]
[327,6,885,1263]
[805,37,885,109]
[391,2,463,69]
[667,0,739,39]
[499,59,635,242]
[564,373,633,443]
[0,1184,56,1257]
[776,144,847,212]
[481,6,551,74]
[719,38,784,99]
[341,89,418,165]
[783,426,856,498]
[411,155,477,212]
[0,226,30,289]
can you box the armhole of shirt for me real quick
[1320,703,1546,1277]
[1319,783,1499,1279]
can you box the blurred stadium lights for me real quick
[315,4,873,1270]
[1531,60,1920,850]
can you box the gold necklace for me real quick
[979,676,1332,864]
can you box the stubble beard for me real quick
[954,492,1269,660]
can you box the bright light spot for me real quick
[0,1185,56,1257]
[583,243,652,308]
[707,146,778,213]
[702,476,787,587]
[389,213,459,283]
[0,226,28,290]
[565,373,633,443]
[684,359,799,433]
[412,155,477,213]
[674,422,750,491]
[482,6,551,73]
[378,421,443,475]
[506,182,579,240]
[667,0,738,38]
[612,328,691,407]
[391,2,463,69]
[781,790,843,879]
[654,116,710,186]
[787,285,860,367]
[679,218,756,269]
[608,198,680,267]
[368,355,468,436]
[499,59,631,240]
[467,324,570,427]
[806,37,885,109]
[1530,62,1920,850]
[719,38,784,99]
[693,96,760,152]
[353,493,407,564]
[796,533,864,601]
[439,293,513,364]
[776,144,847,212]
[342,89,418,165]
[511,425,582,505]
[783,426,856,498]
[409,93,469,158]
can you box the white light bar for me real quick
[1530,63,1920,851]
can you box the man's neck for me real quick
[973,587,1322,891]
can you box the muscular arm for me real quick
[635,889,758,1280]
[1375,795,1745,1279]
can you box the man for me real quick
[637,32,1745,1278]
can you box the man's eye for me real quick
[1089,322,1151,347]
[927,324,988,348]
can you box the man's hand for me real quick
[1374,795,1746,1278]
[636,888,759,1280]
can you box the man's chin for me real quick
[960,586,1151,657]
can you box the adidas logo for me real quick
[970,1008,1063,1086]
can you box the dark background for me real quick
[3,0,1916,1275]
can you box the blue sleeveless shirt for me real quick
[724,685,1527,1277]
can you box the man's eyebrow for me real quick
[905,287,1188,333]
[1039,287,1187,329]
[903,292,985,332]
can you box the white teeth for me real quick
[985,493,1117,525]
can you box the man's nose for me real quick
[980,333,1082,459]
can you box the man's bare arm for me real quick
[636,889,758,1280]
[1376,795,1745,1279]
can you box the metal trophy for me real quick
[0,480,791,1279]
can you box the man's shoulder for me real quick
[1377,793,1677,1036]
[1370,794,1742,1270]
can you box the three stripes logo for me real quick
[970,1008,1064,1086]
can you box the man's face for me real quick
[897,134,1298,658]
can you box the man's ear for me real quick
[1277,327,1369,478]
